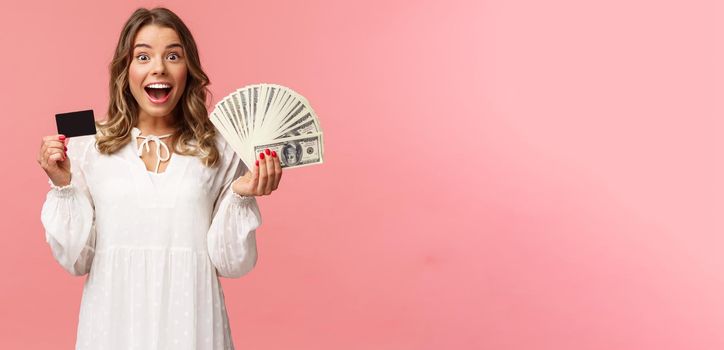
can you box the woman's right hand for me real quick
[38,134,71,187]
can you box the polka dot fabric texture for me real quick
[40,131,262,349]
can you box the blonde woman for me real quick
[37,7,281,349]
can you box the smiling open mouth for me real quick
[144,83,173,103]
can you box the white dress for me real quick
[40,127,262,350]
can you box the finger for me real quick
[44,147,58,161]
[52,147,66,161]
[39,141,47,158]
[47,148,65,164]
[38,149,47,167]
[41,135,66,157]
[45,140,66,151]
[42,134,66,143]
[249,160,260,191]
[39,140,49,165]
[272,150,282,190]
[47,135,67,149]
[264,149,274,194]
[256,153,268,195]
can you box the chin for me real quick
[141,106,173,118]
[139,98,181,118]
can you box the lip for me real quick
[144,82,173,104]
[144,81,173,88]
[145,88,172,104]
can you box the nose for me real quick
[150,57,167,75]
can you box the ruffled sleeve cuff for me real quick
[41,176,95,276]
[207,192,262,278]
[230,191,255,207]
[47,178,76,197]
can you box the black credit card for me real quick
[55,109,97,137]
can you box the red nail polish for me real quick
[59,135,66,140]
[265,149,271,155]
[260,153,265,160]
[272,151,277,157]
[255,160,259,166]
[64,146,67,151]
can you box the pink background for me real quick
[1,0,721,349]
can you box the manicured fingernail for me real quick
[260,153,265,160]
[265,149,271,155]
[255,160,259,166]
[272,151,277,157]
[64,146,67,151]
[59,135,66,140]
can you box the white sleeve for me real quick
[40,137,97,277]
[206,149,263,279]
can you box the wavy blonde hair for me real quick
[96,7,220,167]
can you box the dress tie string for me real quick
[135,131,173,173]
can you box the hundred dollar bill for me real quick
[253,132,324,169]
[276,115,319,139]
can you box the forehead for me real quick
[132,24,181,48]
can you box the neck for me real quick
[136,111,177,135]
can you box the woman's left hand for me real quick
[232,148,282,197]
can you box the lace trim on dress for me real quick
[231,191,254,206]
[47,178,75,197]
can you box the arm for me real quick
[40,137,97,276]
[207,151,263,279]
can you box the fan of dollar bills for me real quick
[209,83,324,169]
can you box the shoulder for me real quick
[213,132,235,162]
[211,132,248,174]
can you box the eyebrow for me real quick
[133,43,183,50]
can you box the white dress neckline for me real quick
[132,127,174,174]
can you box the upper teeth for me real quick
[147,83,171,89]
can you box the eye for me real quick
[167,52,180,61]
[136,54,150,62]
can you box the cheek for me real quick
[128,64,145,93]
[174,66,188,92]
